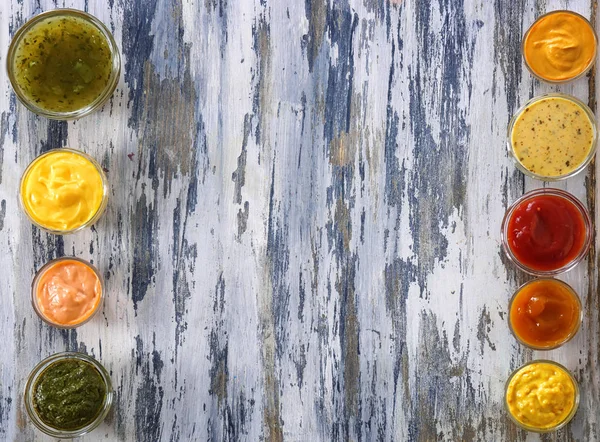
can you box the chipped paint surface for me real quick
[1,0,600,440]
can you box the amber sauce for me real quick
[510,279,580,348]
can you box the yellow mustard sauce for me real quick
[21,150,104,231]
[506,362,576,430]
[511,96,594,177]
[524,11,596,82]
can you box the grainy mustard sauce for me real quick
[511,96,594,177]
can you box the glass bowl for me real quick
[19,148,109,234]
[505,360,579,432]
[32,257,104,328]
[24,352,113,438]
[7,9,120,120]
[508,278,582,350]
[501,188,592,276]
[507,93,597,181]
[522,10,597,83]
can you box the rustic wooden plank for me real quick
[0,0,599,440]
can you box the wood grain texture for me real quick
[1,0,599,440]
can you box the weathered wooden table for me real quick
[1,0,599,440]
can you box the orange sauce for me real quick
[35,259,102,327]
[510,279,580,348]
[523,11,596,81]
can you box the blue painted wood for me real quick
[0,0,599,440]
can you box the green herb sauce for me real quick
[33,359,106,430]
[12,14,112,113]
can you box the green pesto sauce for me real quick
[33,359,106,430]
[12,15,112,113]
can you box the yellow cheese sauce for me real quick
[523,11,596,82]
[510,96,594,178]
[506,362,577,430]
[21,150,105,232]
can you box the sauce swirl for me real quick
[506,193,587,272]
[34,258,102,327]
[523,11,596,82]
[509,279,580,349]
[21,150,105,232]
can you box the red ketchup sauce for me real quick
[506,193,587,272]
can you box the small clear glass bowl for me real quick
[522,10,597,84]
[501,188,592,276]
[508,278,582,350]
[7,9,121,120]
[32,257,104,328]
[24,352,113,438]
[505,360,579,432]
[19,148,109,234]
[507,93,598,181]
